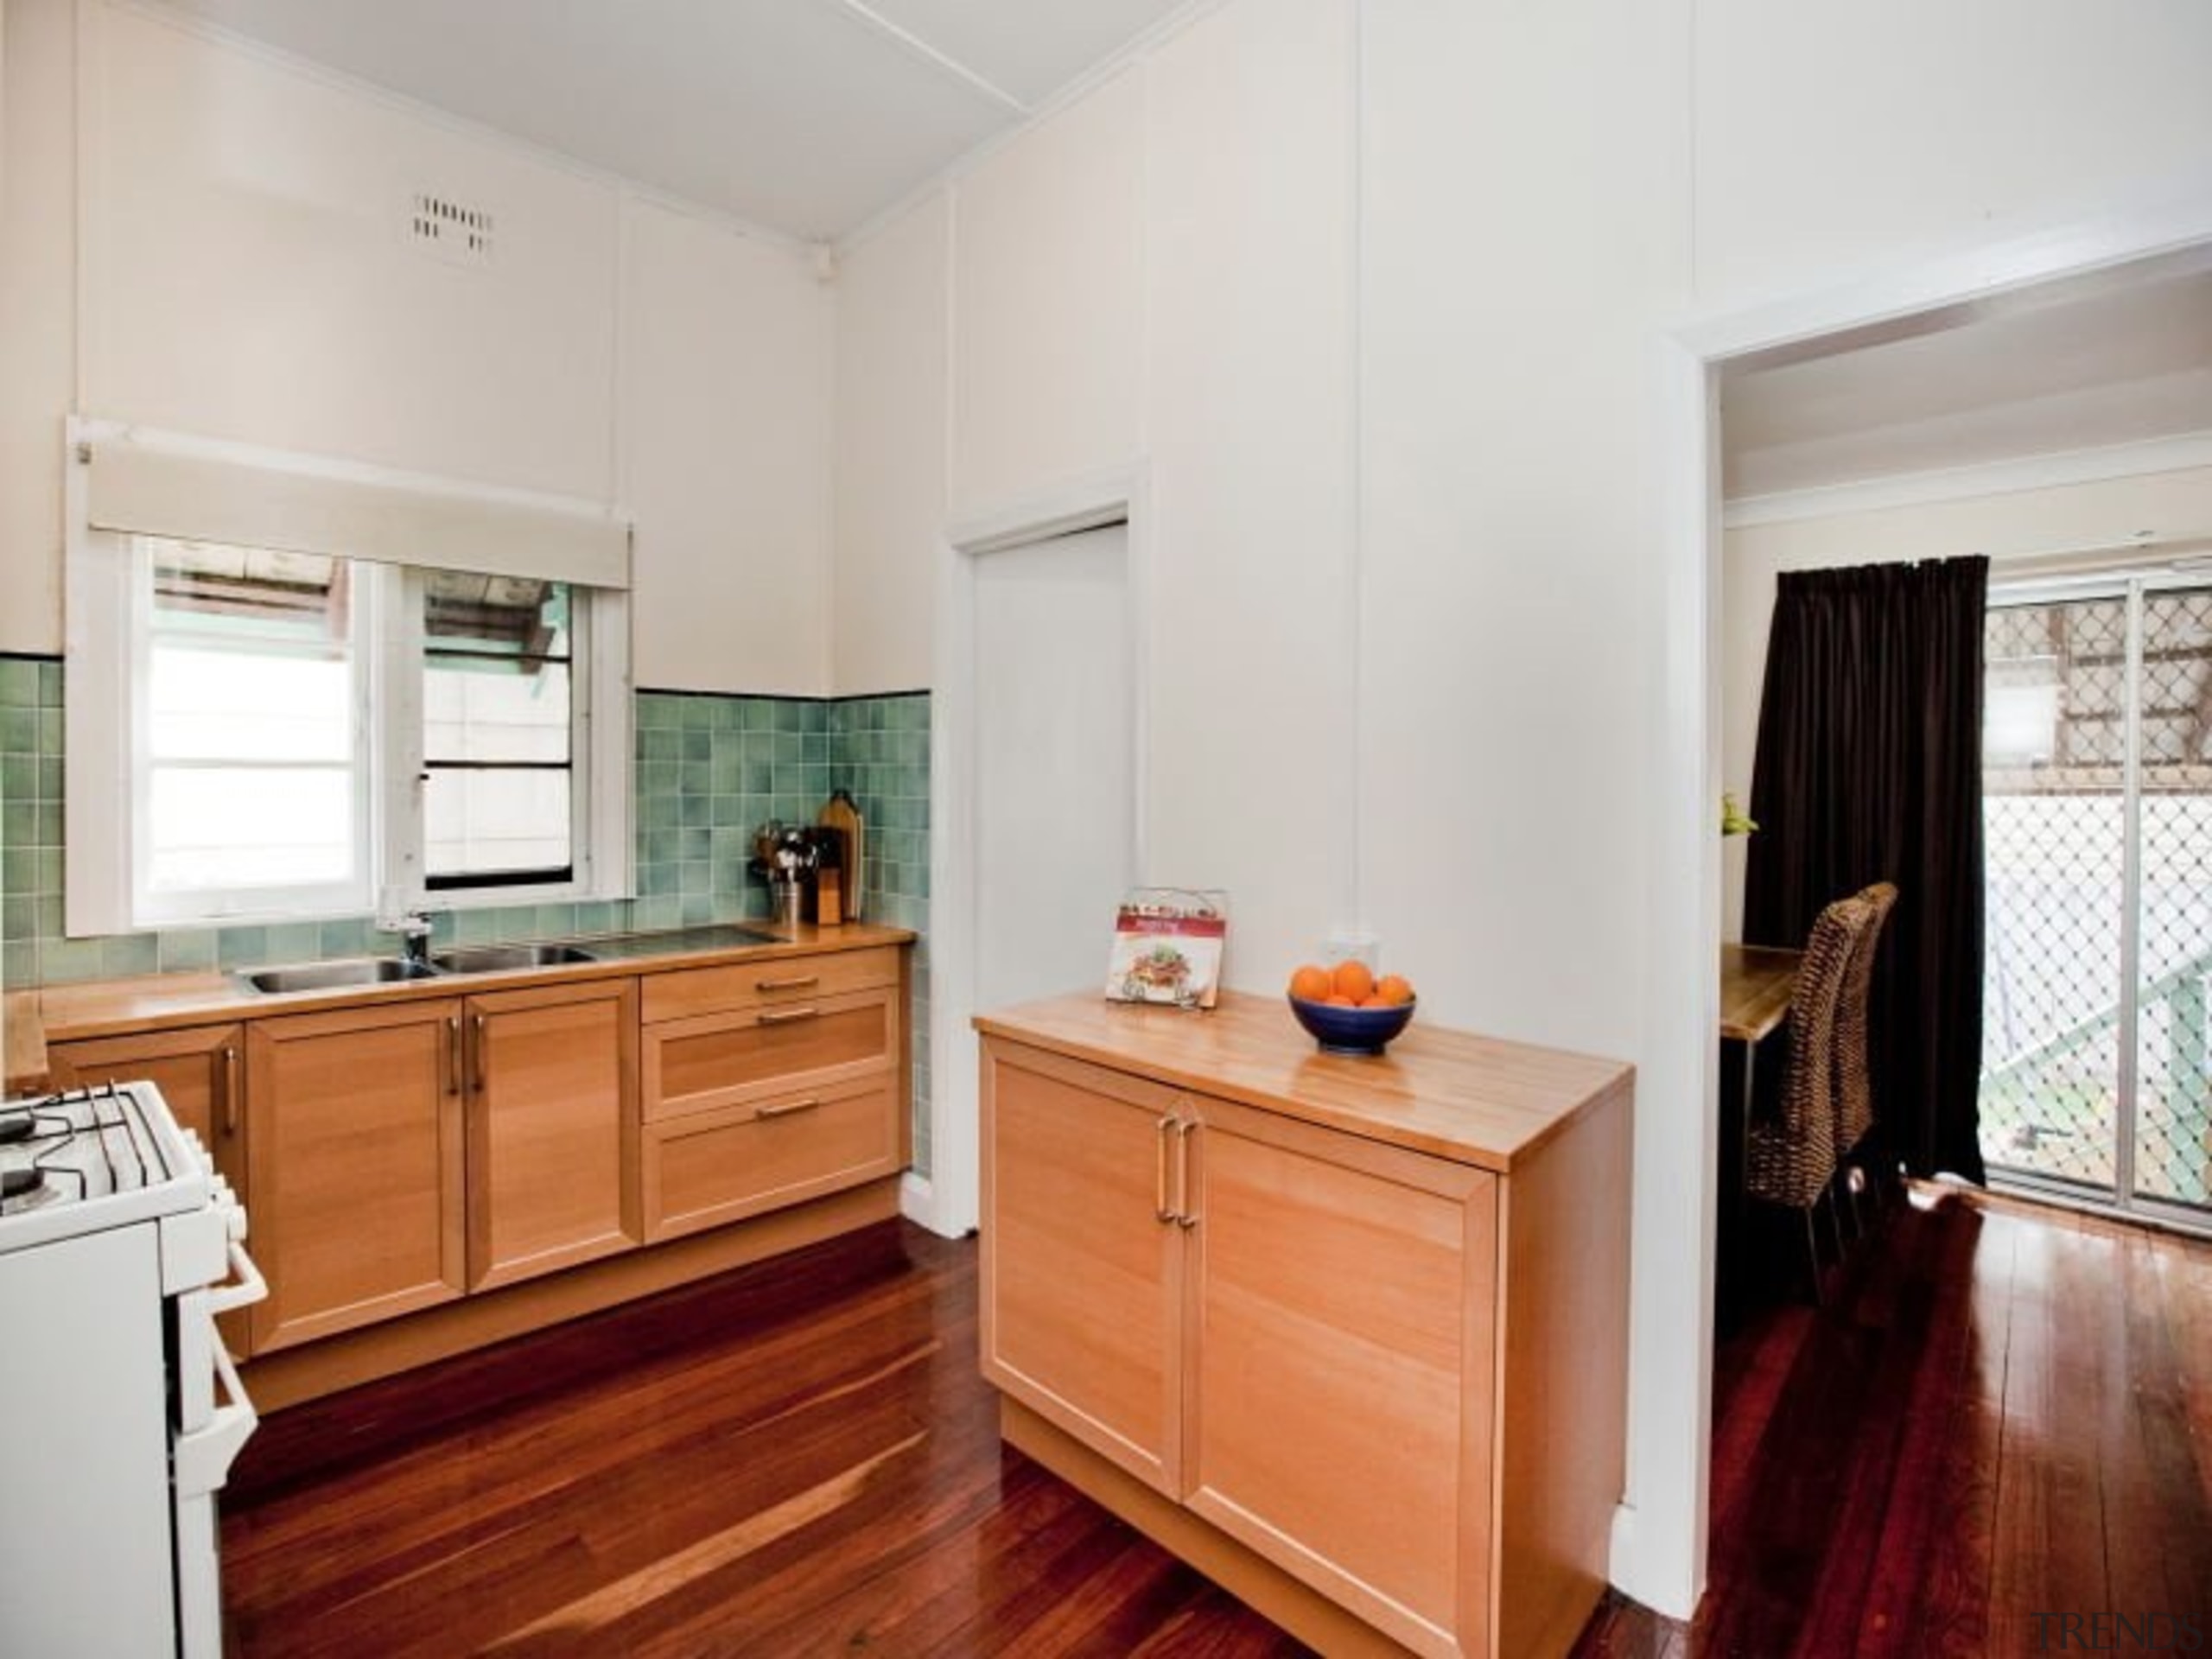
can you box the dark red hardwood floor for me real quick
[221,1187,2211,1656]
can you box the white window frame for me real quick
[66,424,633,936]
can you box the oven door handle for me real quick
[175,1338,258,1499]
[205,1241,268,1317]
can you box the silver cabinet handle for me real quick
[754,1097,823,1121]
[757,1006,820,1026]
[1174,1119,1199,1229]
[1155,1116,1176,1224]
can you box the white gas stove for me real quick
[0,1080,266,1656]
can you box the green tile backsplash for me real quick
[0,658,934,1174]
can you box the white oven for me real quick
[0,1080,265,1656]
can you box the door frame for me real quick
[1623,191,2212,1618]
[904,463,1153,1240]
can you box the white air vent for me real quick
[409,192,495,269]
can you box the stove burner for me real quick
[0,1114,34,1145]
[2,1166,43,1200]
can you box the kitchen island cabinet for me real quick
[246,999,467,1353]
[977,992,1632,1659]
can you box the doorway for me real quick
[971,522,1137,1013]
[921,476,1148,1242]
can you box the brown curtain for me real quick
[1744,556,1988,1181]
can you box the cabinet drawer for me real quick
[642,987,896,1122]
[641,948,899,1023]
[642,1077,899,1242]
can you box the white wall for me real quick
[949,67,1144,518]
[0,0,73,653]
[830,193,945,696]
[84,3,618,499]
[0,0,833,690]
[1721,462,2212,939]
[1695,0,2212,308]
[622,196,832,694]
[1140,0,1354,982]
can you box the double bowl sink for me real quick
[241,943,598,995]
[238,924,789,995]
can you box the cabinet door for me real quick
[980,1039,1186,1497]
[245,1000,467,1353]
[48,1024,253,1354]
[1184,1099,1498,1658]
[466,979,640,1291]
[46,1023,245,1190]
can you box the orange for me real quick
[1323,993,1358,1007]
[1373,975,1414,1006]
[1331,960,1376,1003]
[1287,963,1334,1002]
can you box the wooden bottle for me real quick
[818,789,864,923]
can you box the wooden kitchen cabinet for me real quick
[978,995,1632,1659]
[245,999,467,1353]
[28,926,916,1405]
[640,948,906,1243]
[1183,1098,1498,1650]
[463,978,640,1292]
[46,1021,247,1192]
[980,1044,1185,1495]
[47,1022,256,1353]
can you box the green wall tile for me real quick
[100,933,159,976]
[41,938,105,982]
[158,931,217,971]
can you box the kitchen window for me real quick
[67,428,632,933]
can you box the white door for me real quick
[972,524,1135,1014]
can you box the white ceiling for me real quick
[1721,262,2212,502]
[158,0,1192,241]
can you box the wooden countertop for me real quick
[974,989,1632,1174]
[4,990,49,1094]
[31,922,915,1045]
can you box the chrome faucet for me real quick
[383,909,435,968]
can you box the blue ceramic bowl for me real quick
[1287,994,1416,1056]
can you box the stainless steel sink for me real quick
[429,943,599,974]
[242,957,442,994]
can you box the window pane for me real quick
[138,540,365,913]
[149,766,355,891]
[421,572,575,886]
[150,644,354,763]
[150,542,346,645]
[424,660,570,763]
[424,767,572,881]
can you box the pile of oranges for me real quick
[1287,960,1414,1009]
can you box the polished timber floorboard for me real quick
[223,1191,2212,1656]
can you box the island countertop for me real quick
[973,988,1631,1174]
